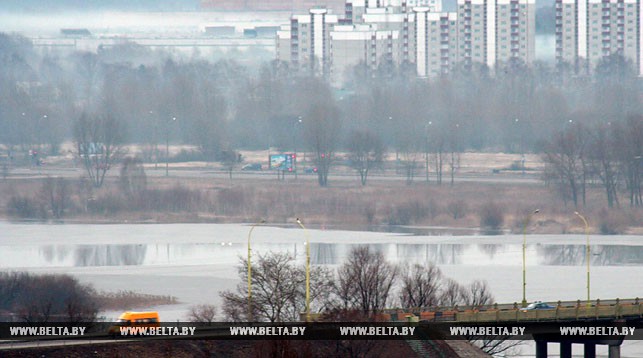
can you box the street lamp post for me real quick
[295,117,302,179]
[166,117,176,177]
[150,110,159,170]
[425,121,432,183]
[247,219,265,322]
[390,116,398,174]
[296,218,310,321]
[514,118,526,175]
[40,114,48,150]
[575,211,590,307]
[522,209,539,307]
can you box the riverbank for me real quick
[2,148,642,234]
[2,174,642,235]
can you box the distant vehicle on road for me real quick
[242,163,262,171]
[521,301,554,311]
[304,167,318,174]
[109,311,160,337]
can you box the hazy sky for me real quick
[1,0,199,12]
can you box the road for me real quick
[4,165,541,185]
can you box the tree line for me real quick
[543,116,643,208]
[221,246,493,322]
[219,246,520,355]
[0,32,640,191]
[0,272,177,323]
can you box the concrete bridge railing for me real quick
[383,297,642,323]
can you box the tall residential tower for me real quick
[277,0,537,83]
[555,0,642,75]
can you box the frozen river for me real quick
[1,222,642,356]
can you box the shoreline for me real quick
[2,217,641,236]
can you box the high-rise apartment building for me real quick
[414,8,459,77]
[288,8,339,75]
[495,0,536,65]
[458,0,493,68]
[277,0,537,83]
[458,0,535,69]
[329,25,401,83]
[556,0,642,75]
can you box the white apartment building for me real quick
[329,25,401,83]
[277,0,536,83]
[556,0,642,75]
[414,8,459,77]
[496,0,536,65]
[276,25,292,63]
[288,8,339,75]
[458,0,535,69]
[362,8,415,62]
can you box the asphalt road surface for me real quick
[5,165,540,185]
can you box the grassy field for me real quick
[2,170,641,235]
[1,148,641,234]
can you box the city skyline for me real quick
[278,0,642,83]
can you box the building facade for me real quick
[288,8,340,75]
[555,0,642,75]
[495,0,536,65]
[277,0,538,83]
[329,25,401,82]
[458,0,535,70]
[415,9,459,77]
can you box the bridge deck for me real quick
[381,298,643,323]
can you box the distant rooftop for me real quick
[60,28,92,36]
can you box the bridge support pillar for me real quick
[608,344,621,358]
[584,343,596,358]
[560,341,572,358]
[535,340,547,358]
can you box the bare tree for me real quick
[220,149,240,180]
[347,129,385,186]
[220,252,333,322]
[38,176,70,219]
[588,123,620,208]
[399,141,422,185]
[542,122,589,208]
[221,253,298,322]
[399,263,442,309]
[614,116,643,207]
[447,124,463,186]
[304,103,341,187]
[429,125,447,185]
[73,111,125,188]
[463,280,494,309]
[438,278,468,307]
[119,157,147,196]
[334,246,398,314]
[188,304,217,325]
[437,279,518,356]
